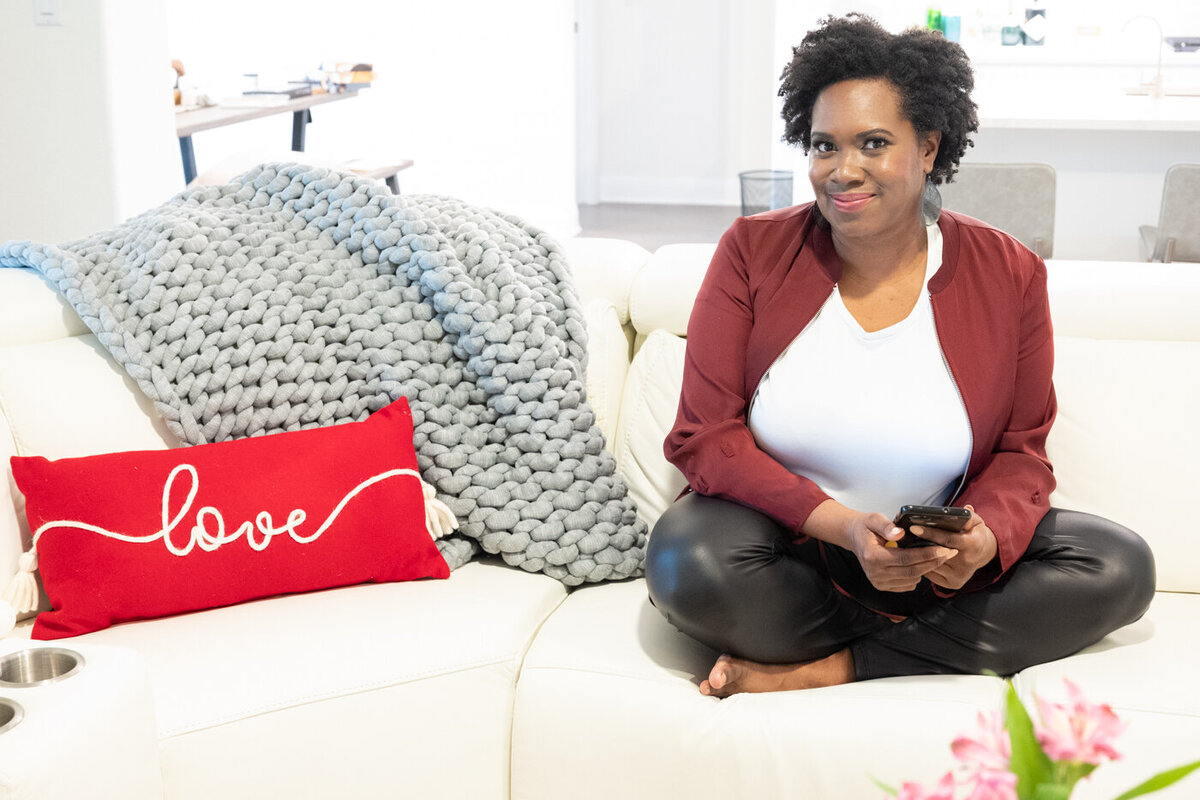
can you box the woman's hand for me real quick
[845,512,959,593]
[908,506,998,590]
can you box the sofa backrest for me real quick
[0,239,653,618]
[0,270,185,612]
[608,245,709,531]
[4,241,1198,602]
[613,247,1200,594]
[558,238,649,445]
[1042,261,1200,593]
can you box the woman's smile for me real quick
[829,192,876,213]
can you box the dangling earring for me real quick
[922,174,942,225]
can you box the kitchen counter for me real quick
[979,90,1200,131]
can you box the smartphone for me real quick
[892,504,971,548]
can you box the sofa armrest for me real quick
[582,299,632,447]
[0,269,90,346]
[1046,260,1200,340]
[629,243,714,339]
[560,237,651,326]
[0,640,162,799]
[612,330,689,532]
[0,336,182,623]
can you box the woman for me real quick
[645,14,1155,697]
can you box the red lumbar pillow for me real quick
[7,396,452,639]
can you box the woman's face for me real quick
[808,78,940,243]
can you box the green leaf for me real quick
[1031,783,1072,800]
[1112,758,1200,800]
[1053,760,1097,790]
[1005,682,1054,800]
[871,776,899,797]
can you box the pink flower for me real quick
[895,771,958,800]
[960,770,1018,800]
[1035,679,1126,764]
[952,711,1011,772]
[951,713,1018,800]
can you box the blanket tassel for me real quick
[2,549,39,619]
[421,480,459,540]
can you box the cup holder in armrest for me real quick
[0,647,85,687]
[0,697,23,734]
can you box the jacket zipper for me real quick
[931,294,973,504]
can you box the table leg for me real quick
[291,109,312,151]
[179,136,197,184]
[385,175,400,194]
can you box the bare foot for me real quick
[699,649,854,698]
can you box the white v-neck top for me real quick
[747,224,971,515]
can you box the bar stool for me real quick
[939,162,1056,258]
[1139,164,1200,262]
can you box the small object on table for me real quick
[326,61,375,90]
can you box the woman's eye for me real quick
[813,141,835,153]
[863,138,889,151]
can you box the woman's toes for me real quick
[700,655,739,697]
[699,650,855,698]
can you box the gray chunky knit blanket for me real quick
[0,163,646,584]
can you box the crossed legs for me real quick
[645,493,1155,695]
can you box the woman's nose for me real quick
[832,151,865,184]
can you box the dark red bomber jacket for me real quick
[663,203,1056,585]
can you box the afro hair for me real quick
[779,13,978,184]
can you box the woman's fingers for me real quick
[865,544,958,592]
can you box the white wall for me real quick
[2,1,1193,258]
[586,0,778,206]
[0,0,179,243]
[0,1,574,244]
[163,0,579,238]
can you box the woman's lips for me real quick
[829,193,874,212]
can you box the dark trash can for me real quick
[739,170,793,216]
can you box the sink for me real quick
[1164,36,1200,53]
[1123,84,1200,96]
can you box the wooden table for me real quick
[175,90,360,183]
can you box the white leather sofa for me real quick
[2,235,1198,799]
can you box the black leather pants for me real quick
[645,492,1156,680]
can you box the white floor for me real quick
[577,203,741,252]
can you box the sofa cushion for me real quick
[0,641,162,800]
[512,577,1009,800]
[0,335,180,461]
[13,561,567,800]
[11,396,449,639]
[581,298,631,447]
[0,335,184,619]
[612,330,688,532]
[1047,336,1200,592]
[0,408,23,618]
[628,243,714,337]
[560,237,650,326]
[0,269,90,346]
[1012,592,1200,799]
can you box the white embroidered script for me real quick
[31,464,428,557]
